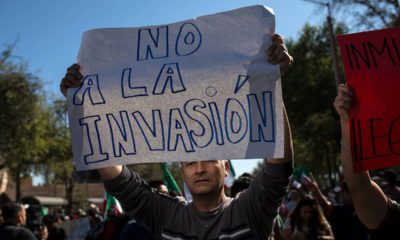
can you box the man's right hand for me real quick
[61,64,123,180]
[60,63,83,97]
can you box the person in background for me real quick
[381,169,400,202]
[85,207,104,240]
[148,180,170,195]
[280,195,334,240]
[0,202,37,240]
[42,214,67,240]
[303,175,368,240]
[31,223,48,240]
[333,84,400,239]
[230,172,255,198]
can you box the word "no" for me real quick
[137,23,202,61]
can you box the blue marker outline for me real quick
[184,32,195,44]
[247,91,275,142]
[224,98,248,144]
[167,108,195,152]
[230,112,243,134]
[183,98,214,148]
[79,115,109,164]
[208,102,225,145]
[234,75,250,94]
[132,110,165,151]
[106,111,136,158]
[73,74,106,106]
[175,23,202,56]
[137,26,169,61]
[152,63,186,95]
[121,68,148,98]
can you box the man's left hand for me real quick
[268,34,294,76]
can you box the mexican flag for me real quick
[161,163,182,195]
[224,160,236,188]
[103,192,123,220]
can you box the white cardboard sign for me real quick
[68,5,284,170]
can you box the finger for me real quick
[268,42,286,59]
[268,45,281,63]
[271,34,284,45]
[340,93,352,103]
[338,90,353,104]
[269,49,290,65]
[268,34,284,55]
[71,70,84,81]
[67,65,84,80]
[60,77,70,96]
[67,63,80,72]
[340,99,352,110]
[334,97,352,112]
[338,84,353,96]
[64,74,82,87]
[268,42,278,57]
[60,75,81,93]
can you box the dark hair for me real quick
[289,196,329,239]
[148,180,166,189]
[231,173,255,197]
[1,202,23,222]
[42,214,56,225]
[383,170,398,185]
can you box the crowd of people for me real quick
[1,31,399,239]
[1,165,399,240]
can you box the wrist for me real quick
[341,140,352,150]
[340,118,350,124]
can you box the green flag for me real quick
[103,191,122,220]
[162,163,182,195]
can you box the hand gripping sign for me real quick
[337,28,400,171]
[68,5,284,170]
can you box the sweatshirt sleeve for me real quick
[236,161,293,236]
[103,166,176,236]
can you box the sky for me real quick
[1,0,328,177]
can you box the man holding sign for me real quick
[61,6,294,239]
[61,33,293,239]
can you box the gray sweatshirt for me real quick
[104,161,293,239]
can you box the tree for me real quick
[0,47,48,200]
[128,162,184,192]
[39,99,75,211]
[282,22,348,187]
[332,0,400,29]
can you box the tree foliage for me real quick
[0,47,75,201]
[0,47,50,200]
[128,162,184,191]
[282,22,348,186]
[332,0,400,29]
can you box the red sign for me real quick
[337,28,400,172]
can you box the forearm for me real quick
[98,165,123,180]
[103,165,162,232]
[268,105,293,165]
[241,160,293,236]
[340,121,370,189]
[340,120,388,229]
[311,188,332,216]
[257,161,294,212]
